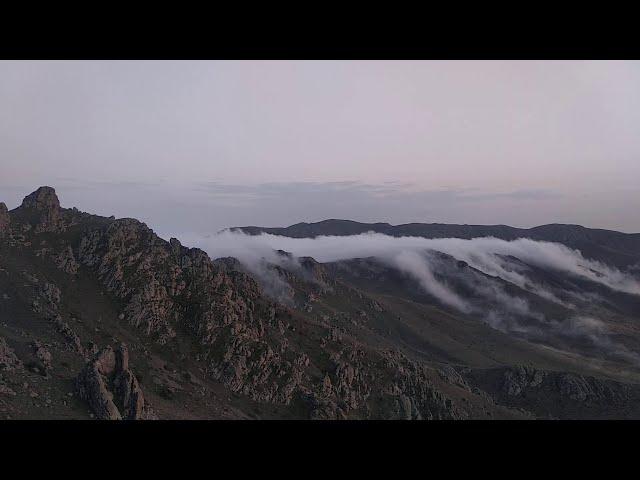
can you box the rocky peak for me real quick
[18,186,65,233]
[21,186,61,212]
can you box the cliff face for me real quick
[1,187,640,420]
[14,186,66,233]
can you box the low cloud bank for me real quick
[177,230,640,364]
[181,230,640,296]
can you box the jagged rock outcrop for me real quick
[78,219,179,343]
[0,338,22,398]
[303,342,466,420]
[298,256,329,285]
[0,337,22,371]
[501,365,627,403]
[53,246,79,274]
[438,365,471,392]
[75,216,310,404]
[18,186,65,233]
[502,365,545,396]
[1,188,472,419]
[52,315,84,356]
[76,343,153,420]
[32,341,53,373]
[69,214,472,418]
[32,282,61,316]
[380,350,466,420]
[458,364,640,419]
[0,202,9,237]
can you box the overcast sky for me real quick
[1,60,639,236]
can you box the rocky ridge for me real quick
[2,186,640,420]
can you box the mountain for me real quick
[233,219,640,269]
[1,187,640,420]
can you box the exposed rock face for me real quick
[0,337,22,371]
[298,256,329,285]
[76,343,153,420]
[69,214,472,418]
[53,246,79,274]
[0,202,9,237]
[439,365,471,392]
[33,341,53,373]
[52,316,84,356]
[302,344,465,420]
[501,365,627,403]
[502,365,545,397]
[32,282,61,316]
[19,186,65,233]
[21,186,60,212]
[76,217,309,404]
[459,365,640,419]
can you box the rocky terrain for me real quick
[1,187,640,420]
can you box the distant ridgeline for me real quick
[232,219,640,269]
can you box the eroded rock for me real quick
[0,337,22,371]
[76,343,154,420]
[53,246,79,275]
[19,186,65,233]
[53,316,84,356]
[33,341,53,372]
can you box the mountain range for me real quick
[1,187,640,420]
[233,219,640,269]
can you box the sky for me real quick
[0,60,639,237]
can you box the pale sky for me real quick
[1,60,639,236]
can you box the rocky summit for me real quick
[1,187,640,420]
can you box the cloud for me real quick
[179,230,640,296]
[188,231,640,295]
[178,230,640,364]
[390,250,472,312]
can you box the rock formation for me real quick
[18,186,65,233]
[33,341,53,373]
[53,246,79,274]
[76,343,153,420]
[0,337,22,371]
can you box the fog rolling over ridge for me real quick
[6,189,640,420]
[177,230,640,364]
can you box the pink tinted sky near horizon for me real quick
[1,61,639,233]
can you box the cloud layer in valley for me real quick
[184,231,640,296]
[179,230,640,364]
